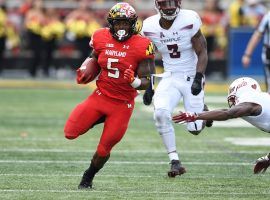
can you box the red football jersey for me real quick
[90,28,154,102]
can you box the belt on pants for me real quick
[152,71,194,81]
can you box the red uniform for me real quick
[64,28,154,156]
[93,28,154,101]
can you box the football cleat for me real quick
[254,153,270,174]
[168,160,186,178]
[203,104,213,127]
[78,169,93,189]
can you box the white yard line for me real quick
[0,189,269,195]
[0,173,261,179]
[0,138,70,141]
[0,160,252,166]
[225,137,270,146]
[0,148,266,154]
[0,174,152,178]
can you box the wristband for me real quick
[130,77,142,88]
[244,53,251,58]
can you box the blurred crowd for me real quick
[201,0,267,60]
[0,0,269,78]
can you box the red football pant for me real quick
[64,89,134,156]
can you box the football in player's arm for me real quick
[172,77,270,174]
[64,2,155,189]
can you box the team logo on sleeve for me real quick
[146,42,155,56]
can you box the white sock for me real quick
[168,152,179,161]
[160,131,179,161]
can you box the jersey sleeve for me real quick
[191,11,202,36]
[257,12,270,33]
[134,37,155,62]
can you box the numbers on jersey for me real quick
[167,44,181,58]
[107,58,119,78]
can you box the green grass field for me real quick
[0,81,270,199]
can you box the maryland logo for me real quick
[109,3,136,18]
[146,42,155,56]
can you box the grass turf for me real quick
[0,86,270,199]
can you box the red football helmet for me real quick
[227,77,261,108]
[107,2,138,41]
[155,0,181,20]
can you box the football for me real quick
[77,58,101,84]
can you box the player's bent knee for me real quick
[65,134,78,140]
[154,109,170,122]
[64,129,79,140]
[154,109,173,133]
[64,121,81,140]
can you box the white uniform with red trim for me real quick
[142,9,204,133]
[237,91,270,132]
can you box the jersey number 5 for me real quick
[167,44,181,58]
[107,58,119,78]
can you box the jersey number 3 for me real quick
[167,44,181,58]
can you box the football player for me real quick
[172,77,270,174]
[141,0,212,177]
[64,2,155,189]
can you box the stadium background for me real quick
[0,0,269,82]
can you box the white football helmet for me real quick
[155,0,181,21]
[227,77,261,107]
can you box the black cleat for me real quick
[254,153,270,174]
[78,170,93,189]
[203,104,213,127]
[168,160,186,178]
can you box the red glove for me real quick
[254,154,270,174]
[124,68,135,83]
[172,112,198,123]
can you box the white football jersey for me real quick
[142,9,202,74]
[237,91,270,132]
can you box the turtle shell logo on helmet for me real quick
[107,3,138,41]
[155,0,181,21]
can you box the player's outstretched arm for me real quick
[173,102,261,123]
